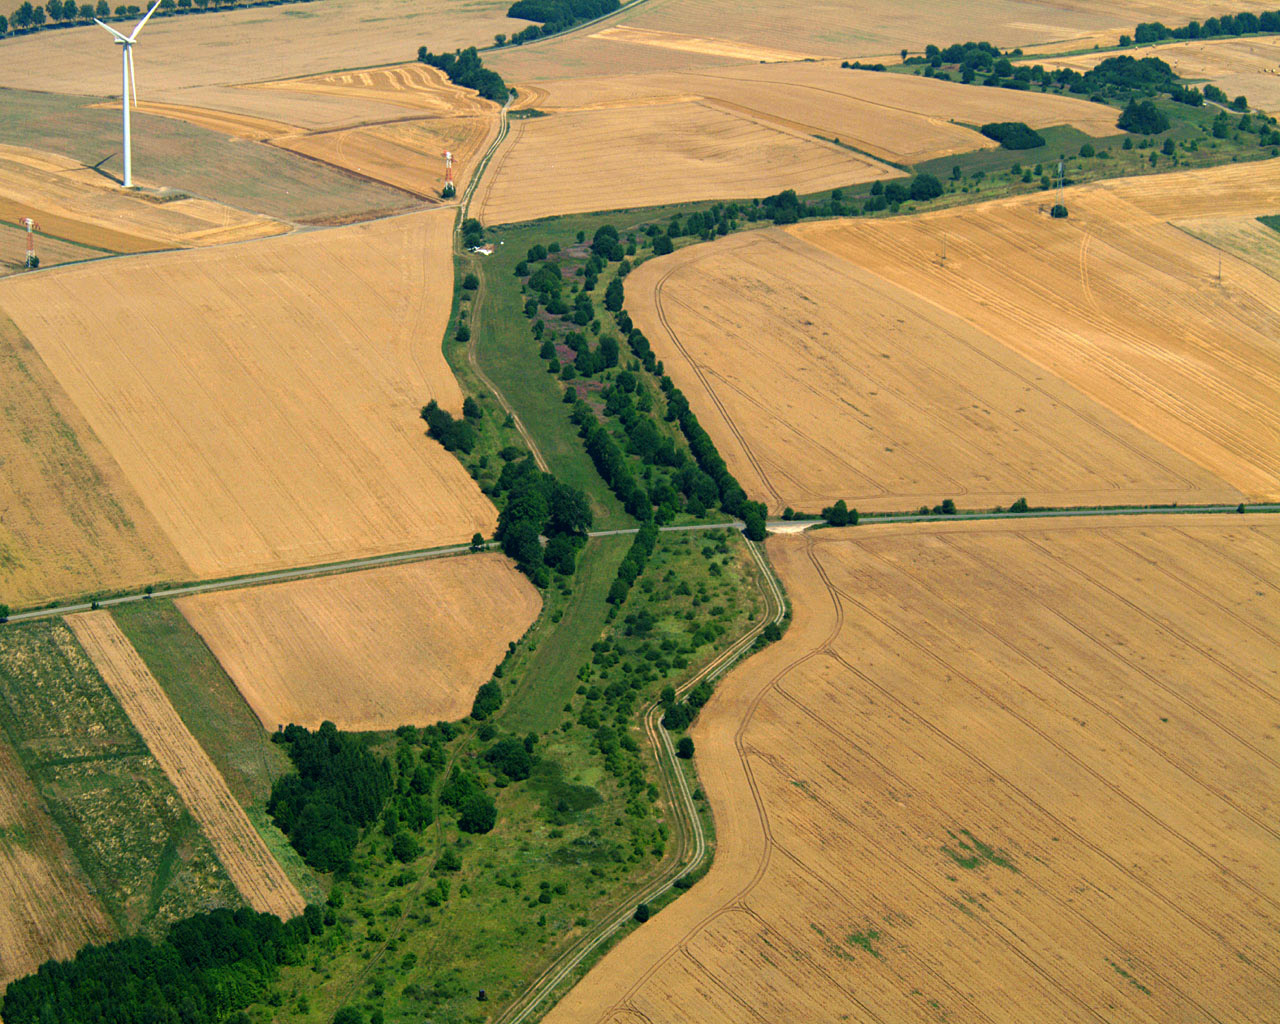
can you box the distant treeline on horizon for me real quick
[0,0,318,39]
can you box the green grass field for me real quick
[256,527,760,1024]
[0,619,240,936]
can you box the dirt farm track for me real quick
[547,516,1280,1023]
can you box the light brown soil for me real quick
[548,516,1280,1023]
[0,735,113,992]
[0,311,188,608]
[67,611,304,920]
[176,555,542,733]
[272,115,496,199]
[588,25,820,63]
[0,208,495,581]
[1032,35,1280,114]
[473,100,894,224]
[0,144,288,253]
[625,227,1238,514]
[0,222,102,275]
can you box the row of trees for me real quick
[1,0,315,35]
[1128,9,1280,44]
[496,0,617,47]
[2,905,323,1023]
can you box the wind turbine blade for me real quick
[94,18,129,41]
[129,48,138,107]
[128,0,163,41]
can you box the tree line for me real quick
[496,0,617,47]
[1127,9,1280,45]
[1,905,323,1024]
[1,0,317,37]
[417,46,508,103]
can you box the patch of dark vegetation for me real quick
[941,828,1017,872]
[498,0,619,47]
[980,121,1047,149]
[417,46,508,103]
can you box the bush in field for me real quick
[1117,98,1169,134]
[979,122,1046,149]
[909,173,944,201]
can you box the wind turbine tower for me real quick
[95,0,163,188]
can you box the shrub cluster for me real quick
[499,0,618,45]
[1130,10,1280,44]
[493,456,592,584]
[980,121,1047,149]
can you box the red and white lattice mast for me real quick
[20,217,38,268]
[442,151,455,198]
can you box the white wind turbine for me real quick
[95,0,163,188]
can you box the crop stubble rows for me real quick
[67,611,304,921]
[547,516,1280,1023]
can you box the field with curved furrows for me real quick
[0,208,494,582]
[473,101,894,225]
[176,555,542,733]
[545,516,1280,1024]
[626,161,1280,515]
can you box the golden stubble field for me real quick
[0,311,187,608]
[0,208,495,583]
[0,735,113,990]
[0,144,288,253]
[627,160,1279,514]
[176,555,542,733]
[549,516,1280,1023]
[0,0,526,97]
[473,100,894,225]
[510,62,1118,164]
[67,611,305,921]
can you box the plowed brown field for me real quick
[176,555,542,732]
[628,161,1279,513]
[0,735,113,990]
[473,101,893,224]
[0,209,494,580]
[274,116,496,198]
[0,145,288,253]
[1033,35,1280,114]
[0,312,187,608]
[548,516,1280,1024]
[67,611,304,921]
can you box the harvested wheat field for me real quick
[512,62,1117,164]
[474,101,893,224]
[89,100,299,141]
[177,555,541,733]
[0,312,187,608]
[274,115,496,198]
[67,612,304,920]
[549,515,1280,1024]
[626,228,1238,514]
[1033,35,1280,114]
[255,63,497,118]
[588,25,820,63]
[0,144,287,253]
[0,223,100,275]
[0,0,525,98]
[631,161,1280,513]
[616,0,1280,58]
[1175,213,1280,281]
[0,735,113,990]
[0,208,494,580]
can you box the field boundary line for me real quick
[66,611,305,920]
